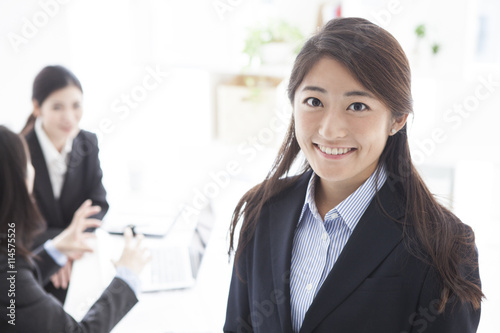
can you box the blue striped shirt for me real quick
[290,166,387,332]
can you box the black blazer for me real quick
[0,247,138,333]
[224,171,481,333]
[25,129,109,247]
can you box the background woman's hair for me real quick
[0,125,45,258]
[20,65,83,136]
[228,17,483,311]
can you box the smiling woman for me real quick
[293,57,407,213]
[20,65,109,305]
[224,17,483,333]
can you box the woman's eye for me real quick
[348,102,368,112]
[305,97,323,107]
[53,104,62,110]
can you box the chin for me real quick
[313,167,353,182]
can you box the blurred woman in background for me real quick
[21,65,108,303]
[0,125,150,333]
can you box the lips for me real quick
[317,144,355,156]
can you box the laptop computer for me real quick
[141,203,215,291]
[64,203,215,321]
[95,203,215,292]
[102,208,182,238]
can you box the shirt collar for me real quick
[297,165,388,231]
[297,172,322,224]
[34,117,73,166]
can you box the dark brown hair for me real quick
[0,125,45,258]
[228,17,483,311]
[21,65,83,136]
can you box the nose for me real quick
[318,106,348,140]
[62,108,76,124]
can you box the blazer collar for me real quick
[268,170,313,333]
[299,179,405,333]
[60,130,84,200]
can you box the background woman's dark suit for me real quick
[0,247,137,333]
[224,171,481,333]
[25,129,109,303]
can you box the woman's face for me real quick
[34,85,83,144]
[294,57,406,189]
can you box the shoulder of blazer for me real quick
[25,129,43,159]
[236,170,311,255]
[371,176,406,222]
[24,128,36,143]
[265,169,313,208]
[72,129,99,153]
[68,130,100,169]
[24,129,55,200]
[76,129,98,144]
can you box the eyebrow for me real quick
[344,90,375,99]
[301,86,375,99]
[301,86,327,93]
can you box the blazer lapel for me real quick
[60,132,83,203]
[299,182,405,333]
[268,171,312,333]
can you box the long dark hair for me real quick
[228,17,483,312]
[0,126,45,258]
[20,65,83,136]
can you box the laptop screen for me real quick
[188,203,215,277]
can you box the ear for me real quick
[32,100,41,117]
[389,114,408,136]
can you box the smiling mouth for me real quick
[316,144,355,156]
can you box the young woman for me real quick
[21,65,109,303]
[0,125,150,333]
[224,18,483,333]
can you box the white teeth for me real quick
[318,145,352,155]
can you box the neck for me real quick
[315,164,379,219]
[46,133,66,153]
[315,179,360,219]
[40,124,66,152]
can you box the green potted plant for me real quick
[243,20,304,66]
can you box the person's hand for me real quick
[50,260,72,289]
[52,199,102,260]
[112,227,152,276]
